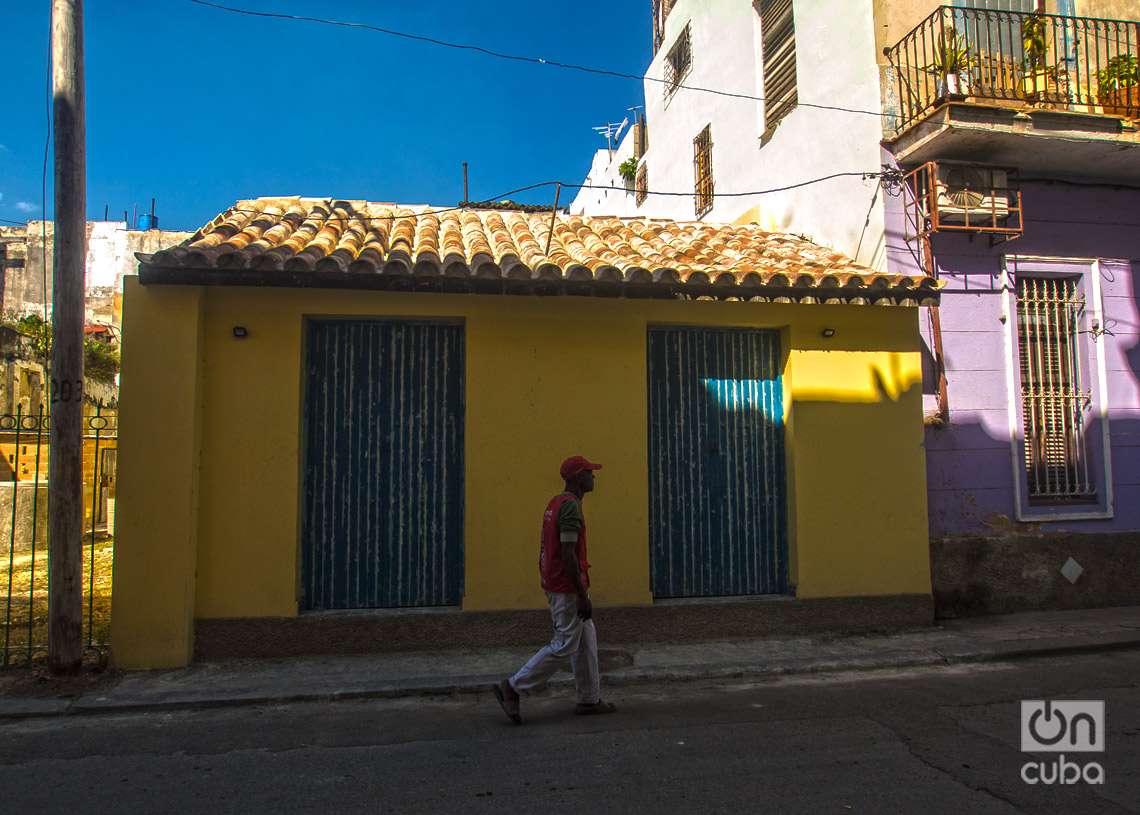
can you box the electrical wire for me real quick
[575,171,885,197]
[199,180,564,227]
[186,0,892,120]
[197,171,890,226]
[0,217,30,226]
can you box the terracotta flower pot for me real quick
[1099,85,1140,118]
[938,73,970,99]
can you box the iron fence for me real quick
[885,6,1140,132]
[1,404,117,667]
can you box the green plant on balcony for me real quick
[1020,11,1052,100]
[925,28,975,99]
[618,157,639,184]
[1097,54,1140,117]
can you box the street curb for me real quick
[2,636,1137,722]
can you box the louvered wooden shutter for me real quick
[759,0,798,130]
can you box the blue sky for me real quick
[0,1,650,231]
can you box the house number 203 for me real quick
[51,379,84,403]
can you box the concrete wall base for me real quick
[932,532,1140,618]
[194,594,934,661]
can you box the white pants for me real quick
[509,592,600,705]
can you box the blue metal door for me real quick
[301,320,464,610]
[648,327,787,597]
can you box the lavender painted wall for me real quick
[887,180,1140,537]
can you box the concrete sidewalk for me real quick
[2,606,1138,720]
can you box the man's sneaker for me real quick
[574,700,617,715]
[492,679,521,724]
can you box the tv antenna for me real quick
[592,119,629,154]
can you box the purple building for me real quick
[884,6,1140,615]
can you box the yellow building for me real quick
[112,197,940,669]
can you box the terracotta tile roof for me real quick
[137,197,939,304]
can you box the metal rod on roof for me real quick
[103,204,108,221]
[150,197,156,218]
[544,183,562,256]
[462,163,469,204]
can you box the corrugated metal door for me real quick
[301,320,464,610]
[648,327,787,598]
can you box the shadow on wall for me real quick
[924,268,1140,617]
[926,406,1140,618]
[874,173,1140,616]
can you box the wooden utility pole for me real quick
[49,0,86,674]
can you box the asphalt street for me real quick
[1,650,1137,814]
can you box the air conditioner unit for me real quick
[935,165,1010,223]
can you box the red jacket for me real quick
[539,493,590,594]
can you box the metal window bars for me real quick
[665,23,692,99]
[693,125,714,218]
[2,404,117,667]
[636,162,649,207]
[884,6,1140,134]
[1015,277,1096,504]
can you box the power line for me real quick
[186,0,891,120]
[575,171,885,197]
[199,171,889,225]
[200,180,564,226]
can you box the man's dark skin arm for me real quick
[561,539,592,620]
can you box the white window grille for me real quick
[1014,276,1096,504]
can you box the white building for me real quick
[571,0,890,270]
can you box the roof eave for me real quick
[136,263,941,306]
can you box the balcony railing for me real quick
[885,6,1139,132]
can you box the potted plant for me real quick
[1020,11,1050,101]
[1097,54,1139,117]
[618,157,639,187]
[926,28,974,99]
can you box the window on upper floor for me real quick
[653,0,680,53]
[693,125,713,218]
[665,23,692,100]
[757,0,798,133]
[635,163,648,207]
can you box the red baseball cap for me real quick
[560,455,602,480]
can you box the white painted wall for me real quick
[85,221,133,289]
[576,0,890,269]
[568,134,640,216]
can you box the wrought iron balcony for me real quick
[885,6,1139,133]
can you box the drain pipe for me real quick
[923,234,950,424]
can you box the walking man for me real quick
[493,455,617,724]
